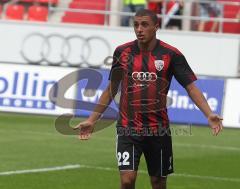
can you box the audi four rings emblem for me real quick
[20,33,112,67]
[132,72,158,81]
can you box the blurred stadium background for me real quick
[0,0,239,189]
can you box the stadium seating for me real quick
[203,0,240,33]
[37,0,59,4]
[5,4,25,20]
[0,5,2,18]
[222,0,240,34]
[0,0,238,34]
[27,5,48,22]
[18,0,59,5]
[190,0,240,34]
[62,0,108,25]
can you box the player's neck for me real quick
[138,38,157,52]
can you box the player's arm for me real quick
[75,47,122,140]
[74,80,120,140]
[171,51,223,136]
[88,80,120,124]
[185,82,223,136]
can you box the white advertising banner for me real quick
[0,21,239,77]
[223,79,240,128]
[0,63,76,115]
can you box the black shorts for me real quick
[116,134,174,177]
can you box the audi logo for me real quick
[20,33,112,67]
[132,72,158,81]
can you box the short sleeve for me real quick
[108,48,123,81]
[171,53,197,87]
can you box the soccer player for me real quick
[75,9,223,189]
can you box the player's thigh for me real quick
[143,136,173,177]
[116,135,143,171]
[120,170,138,185]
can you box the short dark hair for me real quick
[135,9,158,24]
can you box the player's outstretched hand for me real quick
[74,120,95,140]
[207,114,223,136]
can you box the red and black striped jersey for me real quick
[109,39,197,132]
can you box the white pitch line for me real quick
[0,164,80,176]
[1,164,239,183]
[77,165,240,183]
[174,143,240,151]
[173,173,240,183]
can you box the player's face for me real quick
[133,16,158,44]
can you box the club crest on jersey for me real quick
[154,60,164,71]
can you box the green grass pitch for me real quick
[0,112,239,189]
